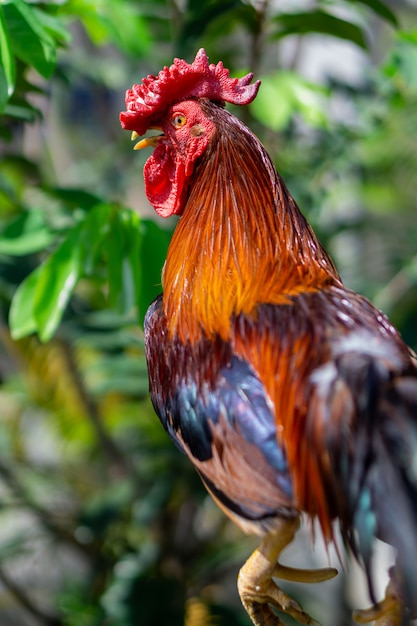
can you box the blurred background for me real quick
[1,0,417,624]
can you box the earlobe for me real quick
[191,124,205,137]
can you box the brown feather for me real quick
[233,288,412,542]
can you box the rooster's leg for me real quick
[237,517,338,626]
[353,574,404,626]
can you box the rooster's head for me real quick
[120,49,260,217]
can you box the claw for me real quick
[237,517,338,626]
[353,579,403,626]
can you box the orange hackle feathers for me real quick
[162,102,340,345]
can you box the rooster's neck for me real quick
[162,108,340,343]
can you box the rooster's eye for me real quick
[172,114,186,129]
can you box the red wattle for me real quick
[144,144,187,217]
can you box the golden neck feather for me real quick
[162,105,340,343]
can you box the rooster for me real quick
[120,49,417,626]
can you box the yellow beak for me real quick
[131,129,164,150]
[133,136,163,150]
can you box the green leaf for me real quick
[100,1,150,56]
[0,211,55,255]
[399,28,417,45]
[3,0,56,78]
[178,0,255,54]
[347,0,398,28]
[137,219,172,324]
[33,227,82,342]
[122,210,142,316]
[250,71,328,131]
[45,187,104,211]
[0,5,15,111]
[3,101,40,122]
[79,203,112,274]
[64,0,149,55]
[273,10,367,50]
[250,73,293,131]
[105,211,126,311]
[77,205,144,317]
[383,38,417,94]
[9,264,41,339]
[32,7,71,45]
[8,207,169,340]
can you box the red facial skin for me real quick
[142,100,216,217]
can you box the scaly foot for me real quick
[237,517,338,626]
[353,577,404,626]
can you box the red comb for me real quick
[120,48,261,134]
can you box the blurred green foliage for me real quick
[0,1,417,625]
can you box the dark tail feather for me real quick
[353,373,417,621]
[311,347,417,618]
